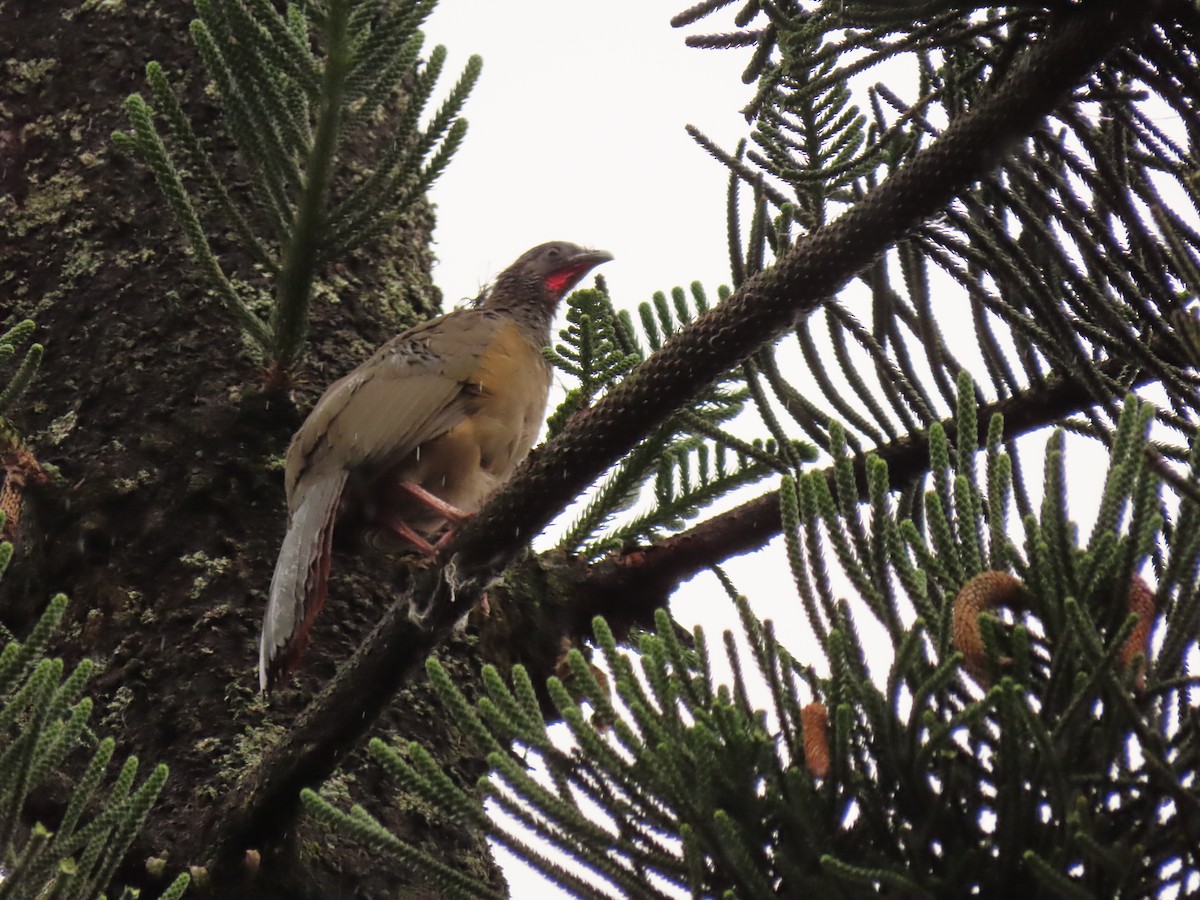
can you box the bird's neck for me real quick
[483,277,557,342]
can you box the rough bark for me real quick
[0,2,501,896]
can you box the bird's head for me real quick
[490,241,613,309]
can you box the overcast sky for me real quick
[424,1,752,306]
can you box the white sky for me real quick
[424,0,751,306]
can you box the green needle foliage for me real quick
[0,320,42,421]
[547,282,816,558]
[0,584,188,900]
[0,333,184,895]
[1,318,47,572]
[308,384,1198,898]
[677,0,1200,479]
[115,0,479,371]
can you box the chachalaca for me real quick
[259,241,612,690]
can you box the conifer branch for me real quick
[270,0,353,369]
[189,7,298,224]
[0,595,182,897]
[120,93,273,351]
[143,62,277,274]
[121,0,478,375]
[556,331,1184,637]
[0,320,42,418]
[204,0,1163,864]
[244,0,321,97]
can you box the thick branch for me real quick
[566,348,1177,630]
[206,0,1158,865]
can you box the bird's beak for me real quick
[567,248,614,269]
[544,248,613,300]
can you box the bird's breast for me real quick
[374,322,551,532]
[460,323,553,471]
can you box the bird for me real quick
[259,241,612,691]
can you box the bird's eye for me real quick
[546,246,561,259]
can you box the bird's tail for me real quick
[259,471,347,691]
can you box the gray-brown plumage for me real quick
[259,242,612,690]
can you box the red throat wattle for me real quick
[544,264,586,299]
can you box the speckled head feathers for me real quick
[487,242,613,311]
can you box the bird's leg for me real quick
[380,483,475,557]
[397,482,472,523]
[378,515,438,557]
[432,527,464,553]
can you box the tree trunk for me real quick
[0,2,501,896]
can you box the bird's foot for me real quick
[380,516,438,557]
[397,482,472,523]
[382,483,476,557]
[379,517,468,558]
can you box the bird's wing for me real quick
[285,309,506,503]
